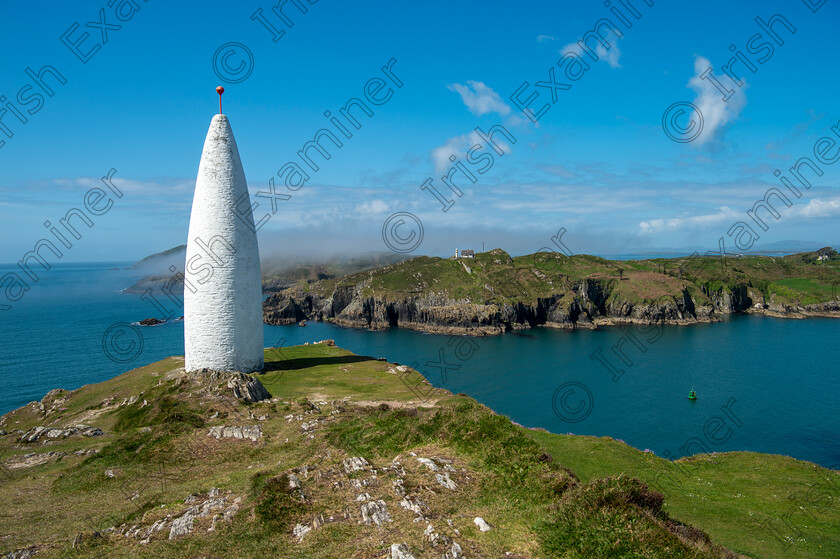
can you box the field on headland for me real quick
[0,343,837,558]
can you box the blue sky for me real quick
[1,0,839,263]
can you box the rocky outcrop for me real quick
[389,543,416,559]
[2,547,37,559]
[760,300,840,319]
[361,500,392,526]
[19,425,103,443]
[265,277,803,335]
[226,373,271,402]
[207,425,262,442]
[473,517,492,532]
[111,487,241,543]
[190,370,271,403]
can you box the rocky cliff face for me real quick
[263,278,796,335]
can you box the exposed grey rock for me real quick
[3,547,37,559]
[474,516,492,532]
[19,424,103,443]
[389,543,415,559]
[208,487,220,498]
[360,500,391,526]
[300,421,318,431]
[147,519,168,536]
[398,497,425,516]
[207,425,262,441]
[6,451,66,469]
[292,523,311,539]
[199,497,227,517]
[343,456,370,473]
[169,508,197,539]
[416,457,438,471]
[288,474,302,490]
[435,472,457,490]
[424,523,439,545]
[104,469,117,478]
[448,542,463,558]
[222,503,239,522]
[227,373,271,402]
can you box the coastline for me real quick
[267,298,840,337]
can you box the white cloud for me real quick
[430,133,476,174]
[790,197,840,219]
[638,207,740,235]
[537,35,556,43]
[562,31,622,68]
[637,195,840,236]
[430,131,511,174]
[687,56,747,145]
[354,199,389,216]
[446,81,511,117]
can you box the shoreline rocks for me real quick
[265,278,840,337]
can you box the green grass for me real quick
[523,431,840,559]
[259,342,447,404]
[253,473,308,531]
[770,278,835,304]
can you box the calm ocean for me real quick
[1,262,838,468]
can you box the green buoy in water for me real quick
[688,387,697,401]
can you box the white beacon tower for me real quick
[184,88,263,372]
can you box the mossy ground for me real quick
[0,343,837,558]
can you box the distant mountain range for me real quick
[599,240,837,260]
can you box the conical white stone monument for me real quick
[184,100,263,373]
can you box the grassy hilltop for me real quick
[304,248,840,307]
[264,248,840,333]
[1,344,838,558]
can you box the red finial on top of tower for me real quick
[216,86,225,114]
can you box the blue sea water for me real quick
[1,262,838,468]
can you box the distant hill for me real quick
[123,246,410,296]
[130,244,186,274]
[264,248,840,334]
[261,251,411,293]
